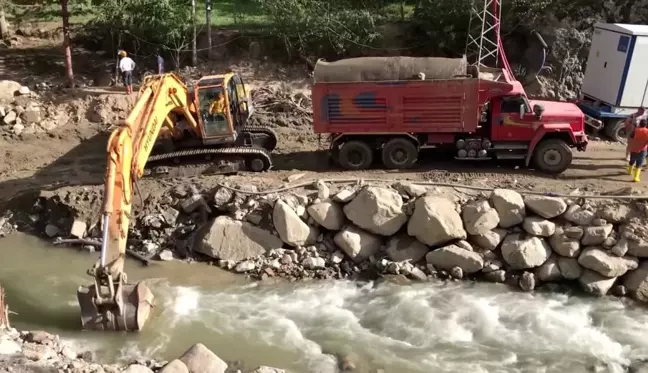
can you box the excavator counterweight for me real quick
[76,72,275,332]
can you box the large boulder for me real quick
[393,182,428,198]
[623,261,648,303]
[0,80,21,102]
[557,257,583,280]
[500,234,552,269]
[307,202,345,230]
[522,217,555,237]
[577,247,638,278]
[408,196,466,246]
[179,343,228,373]
[343,187,408,236]
[461,200,499,235]
[548,226,582,257]
[490,189,525,228]
[534,255,563,282]
[425,244,484,273]
[196,216,283,262]
[579,270,617,296]
[334,225,382,263]
[385,234,429,263]
[564,205,595,226]
[273,200,317,247]
[581,224,614,246]
[627,239,648,258]
[524,196,567,219]
[470,228,507,251]
[159,360,189,373]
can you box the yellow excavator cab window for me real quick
[197,86,230,138]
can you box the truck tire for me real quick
[604,119,627,142]
[532,138,573,174]
[381,138,418,169]
[338,140,373,170]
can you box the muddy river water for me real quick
[3,233,648,372]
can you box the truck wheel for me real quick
[532,139,573,174]
[382,138,418,169]
[338,141,373,170]
[604,119,627,142]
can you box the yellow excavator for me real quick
[75,72,277,331]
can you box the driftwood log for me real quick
[313,56,469,82]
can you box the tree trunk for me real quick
[191,0,197,66]
[0,283,9,328]
[206,0,212,59]
[61,0,75,88]
[0,7,8,39]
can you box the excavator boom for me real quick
[76,73,197,331]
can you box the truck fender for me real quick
[524,124,576,167]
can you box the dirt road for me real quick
[0,125,643,209]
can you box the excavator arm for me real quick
[76,73,198,331]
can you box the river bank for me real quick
[0,323,286,373]
[4,178,648,301]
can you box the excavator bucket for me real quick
[76,281,154,331]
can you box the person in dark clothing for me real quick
[156,52,165,74]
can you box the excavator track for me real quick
[144,146,273,178]
[241,126,278,152]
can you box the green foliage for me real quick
[256,0,386,58]
[411,0,473,56]
[87,0,193,58]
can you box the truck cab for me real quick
[473,93,587,173]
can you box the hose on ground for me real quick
[216,178,648,200]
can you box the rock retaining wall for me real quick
[0,327,284,373]
[21,180,648,301]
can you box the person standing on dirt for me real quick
[627,119,648,182]
[624,106,646,161]
[118,50,136,94]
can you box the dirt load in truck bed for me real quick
[313,56,469,82]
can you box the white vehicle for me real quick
[576,23,648,141]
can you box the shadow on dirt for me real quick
[0,132,109,211]
[270,148,564,180]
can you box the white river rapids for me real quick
[2,234,648,372]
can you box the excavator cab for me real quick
[197,87,230,138]
[193,74,251,143]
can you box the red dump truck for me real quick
[311,57,589,174]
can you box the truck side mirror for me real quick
[519,104,525,117]
[533,104,544,119]
[240,101,248,113]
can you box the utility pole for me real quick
[191,0,197,66]
[61,0,75,88]
[206,0,212,58]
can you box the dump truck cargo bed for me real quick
[312,78,482,134]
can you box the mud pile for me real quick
[0,327,284,373]
[0,79,135,138]
[12,179,648,301]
